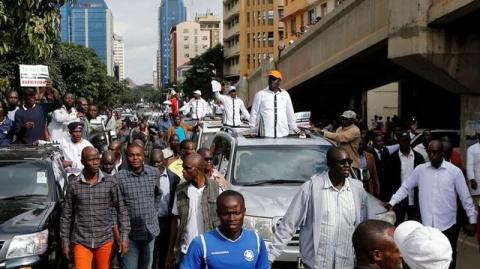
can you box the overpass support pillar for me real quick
[460,95,480,155]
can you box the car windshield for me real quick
[200,132,216,148]
[233,145,330,185]
[0,161,49,199]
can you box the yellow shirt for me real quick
[168,159,184,180]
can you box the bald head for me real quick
[81,146,99,161]
[81,147,100,174]
[352,220,397,266]
[101,150,116,174]
[184,153,204,169]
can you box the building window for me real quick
[247,12,250,27]
[202,36,208,40]
[267,10,274,25]
[321,3,328,16]
[257,11,261,25]
[290,18,296,35]
[308,8,316,25]
[183,29,189,33]
[185,53,189,58]
[184,36,188,41]
[268,32,274,47]
[184,45,189,49]
[247,33,250,48]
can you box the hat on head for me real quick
[162,148,174,159]
[269,70,283,80]
[193,90,202,96]
[399,131,411,141]
[68,121,84,131]
[340,110,356,119]
[229,86,236,92]
[394,221,452,269]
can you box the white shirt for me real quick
[48,106,78,142]
[399,149,415,205]
[389,160,477,231]
[413,143,429,162]
[158,169,171,217]
[105,116,116,131]
[7,107,18,121]
[318,177,356,269]
[59,137,93,171]
[249,87,298,138]
[466,142,480,196]
[181,98,211,120]
[214,92,250,126]
[172,184,205,254]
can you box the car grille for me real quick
[288,230,300,246]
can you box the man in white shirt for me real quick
[249,70,300,137]
[180,90,211,120]
[387,140,477,269]
[413,129,431,162]
[48,92,78,142]
[5,90,19,121]
[60,122,93,173]
[212,82,250,127]
[467,130,480,205]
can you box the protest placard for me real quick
[19,65,49,87]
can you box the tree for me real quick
[0,0,64,92]
[180,44,224,100]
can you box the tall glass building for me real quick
[60,0,114,76]
[159,0,187,87]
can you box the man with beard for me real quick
[5,90,19,121]
[60,122,94,172]
[181,191,270,269]
[48,92,78,142]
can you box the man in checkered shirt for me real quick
[116,143,162,269]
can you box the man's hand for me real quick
[25,121,35,129]
[470,179,478,190]
[463,224,476,236]
[382,202,393,211]
[120,240,129,256]
[63,246,70,260]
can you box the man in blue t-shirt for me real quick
[181,190,270,269]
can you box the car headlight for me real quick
[243,216,274,241]
[6,229,48,259]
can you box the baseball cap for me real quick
[193,90,202,96]
[68,122,84,131]
[340,110,356,119]
[398,131,411,141]
[162,148,174,159]
[229,86,236,92]
[269,70,283,80]
[394,221,452,269]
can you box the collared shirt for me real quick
[59,137,93,171]
[48,106,78,142]
[60,171,130,248]
[181,98,211,120]
[214,92,250,126]
[168,158,184,180]
[116,165,161,240]
[14,100,62,144]
[158,169,171,217]
[399,149,415,205]
[249,87,298,138]
[467,142,480,196]
[389,160,477,231]
[317,177,356,269]
[413,143,429,162]
[7,106,18,121]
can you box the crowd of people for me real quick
[1,69,479,269]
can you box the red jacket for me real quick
[170,98,179,117]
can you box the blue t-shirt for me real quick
[181,228,270,269]
[176,126,186,142]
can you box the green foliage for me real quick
[47,43,126,109]
[0,0,65,92]
[180,44,224,100]
[119,84,162,105]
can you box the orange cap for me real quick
[269,70,283,80]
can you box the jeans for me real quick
[121,239,155,269]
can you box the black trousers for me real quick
[393,200,420,226]
[442,224,460,269]
[152,217,171,269]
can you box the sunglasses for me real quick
[336,158,353,165]
[204,157,213,161]
[183,166,196,171]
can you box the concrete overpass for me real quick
[238,0,480,152]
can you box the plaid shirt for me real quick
[60,171,130,248]
[116,165,161,240]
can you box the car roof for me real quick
[0,144,62,161]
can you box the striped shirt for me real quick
[116,165,161,240]
[60,171,130,248]
[318,177,356,269]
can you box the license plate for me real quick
[297,257,304,269]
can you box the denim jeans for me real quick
[121,239,155,269]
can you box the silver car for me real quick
[211,128,394,267]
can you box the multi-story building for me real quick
[169,21,211,84]
[60,0,114,76]
[283,0,340,46]
[195,12,221,48]
[113,34,125,81]
[223,0,285,83]
[158,0,187,88]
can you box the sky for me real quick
[106,0,222,85]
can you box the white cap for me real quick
[162,148,174,159]
[193,90,202,96]
[394,221,452,269]
[229,86,236,92]
[340,110,357,119]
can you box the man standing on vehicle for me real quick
[166,154,221,268]
[319,110,361,169]
[60,147,130,269]
[181,90,211,120]
[181,190,270,269]
[249,70,300,138]
[212,80,250,127]
[116,144,162,269]
[60,122,93,172]
[269,147,372,269]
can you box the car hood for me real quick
[0,200,54,234]
[231,185,300,218]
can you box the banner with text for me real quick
[19,65,49,87]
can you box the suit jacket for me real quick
[364,151,381,196]
[368,147,391,201]
[386,149,425,201]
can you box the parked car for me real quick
[0,145,66,268]
[210,128,394,268]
